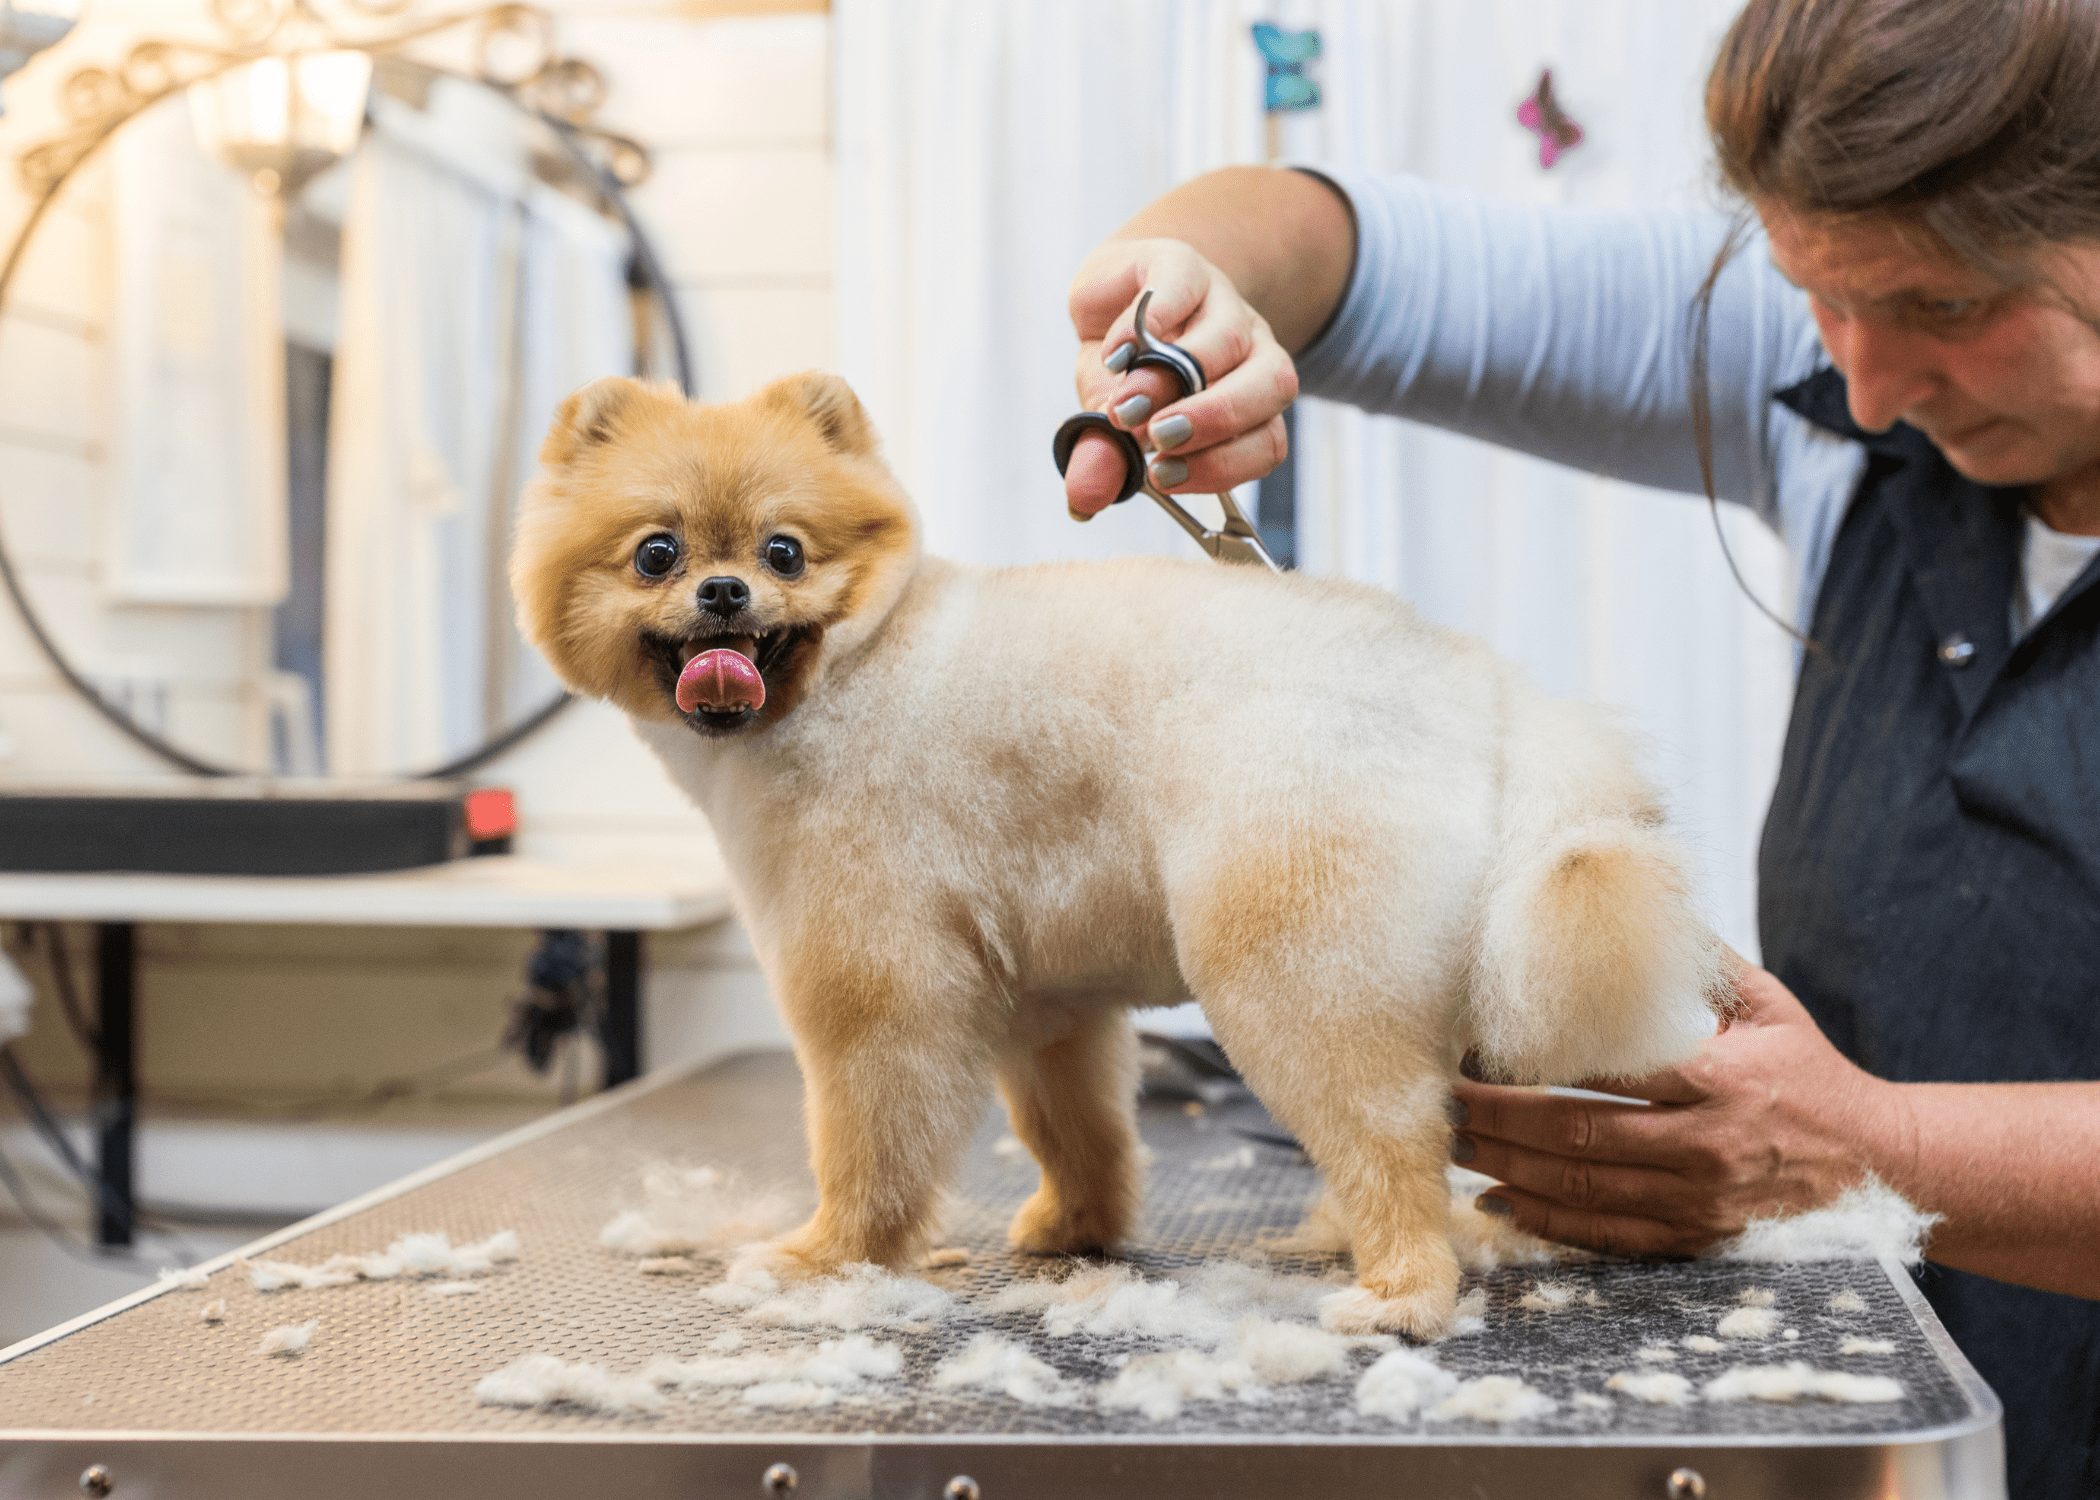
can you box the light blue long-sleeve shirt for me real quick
[1291,169,1869,625]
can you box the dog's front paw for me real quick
[1319,1279,1458,1343]
[1007,1187,1124,1257]
[724,1227,843,1289]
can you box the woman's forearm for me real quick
[1868,1079,2100,1298]
[1105,166,1355,354]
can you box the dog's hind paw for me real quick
[1319,1283,1455,1343]
[1006,1189,1124,1257]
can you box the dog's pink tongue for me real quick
[677,648,765,715]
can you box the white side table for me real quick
[0,855,733,1244]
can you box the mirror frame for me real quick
[0,0,694,779]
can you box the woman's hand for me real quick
[1450,962,1911,1257]
[1063,237,1301,516]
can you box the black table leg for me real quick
[602,930,642,1087]
[94,922,135,1247]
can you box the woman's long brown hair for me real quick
[1690,0,2100,641]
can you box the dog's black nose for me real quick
[697,575,751,617]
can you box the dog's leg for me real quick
[1212,1017,1462,1341]
[997,1006,1142,1255]
[761,958,996,1279]
[1175,827,1466,1342]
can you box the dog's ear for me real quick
[540,376,655,467]
[759,371,879,459]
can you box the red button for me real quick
[464,787,516,841]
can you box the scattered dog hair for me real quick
[157,1266,209,1290]
[932,1333,1083,1407]
[646,1333,901,1405]
[200,1299,225,1323]
[244,1230,520,1291]
[1840,1337,1896,1355]
[922,1248,971,1269]
[1828,1289,1868,1314]
[1203,1146,1257,1171]
[1445,1286,1489,1339]
[707,1330,744,1353]
[1354,1347,1459,1421]
[1432,1374,1556,1423]
[599,1166,800,1258]
[1636,1346,1678,1363]
[1516,1280,1596,1313]
[1684,1335,1724,1353]
[991,1135,1028,1162]
[1714,1174,1939,1265]
[1782,1328,1800,1341]
[1738,1288,1776,1308]
[1571,1392,1613,1410]
[258,1319,318,1357]
[639,1257,699,1275]
[741,1380,839,1409]
[1716,1307,1778,1339]
[426,1281,483,1297]
[1100,1348,1263,1420]
[1703,1361,1904,1404]
[1606,1370,1694,1405]
[476,1354,665,1415]
[705,1255,953,1331]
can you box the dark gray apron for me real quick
[1762,368,2100,1499]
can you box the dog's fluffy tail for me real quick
[1467,695,1728,1086]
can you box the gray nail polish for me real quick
[1445,1096,1470,1128]
[1475,1194,1513,1218]
[1150,413,1193,451]
[1149,456,1188,488]
[1113,393,1153,427]
[1104,341,1136,374]
[1449,1135,1475,1164]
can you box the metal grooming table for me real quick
[0,1052,2003,1500]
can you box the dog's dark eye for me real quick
[634,533,680,578]
[764,535,805,577]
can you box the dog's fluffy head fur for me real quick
[511,372,919,734]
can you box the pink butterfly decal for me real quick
[1517,68,1584,168]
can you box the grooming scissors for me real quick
[1052,289,1282,572]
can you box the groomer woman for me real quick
[1062,0,2100,1490]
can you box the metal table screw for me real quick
[763,1462,797,1493]
[79,1467,113,1499]
[1666,1468,1707,1499]
[944,1479,982,1500]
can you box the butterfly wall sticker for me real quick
[1516,68,1584,168]
[1252,23,1321,112]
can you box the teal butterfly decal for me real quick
[1252,23,1321,113]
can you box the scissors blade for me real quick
[1140,485,1283,572]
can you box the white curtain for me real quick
[836,0,1794,958]
[108,94,287,607]
[326,90,632,777]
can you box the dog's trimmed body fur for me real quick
[513,372,1726,1338]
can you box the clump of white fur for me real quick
[244,1230,519,1291]
[1704,1361,1903,1403]
[647,1333,901,1406]
[933,1334,1083,1407]
[1713,1174,1939,1265]
[705,1253,952,1330]
[1432,1374,1556,1423]
[258,1320,318,1356]
[1606,1370,1693,1405]
[476,1354,664,1414]
[600,1165,801,1258]
[1354,1347,1459,1420]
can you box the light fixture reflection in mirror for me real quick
[187,49,373,198]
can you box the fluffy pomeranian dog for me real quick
[512,371,1726,1338]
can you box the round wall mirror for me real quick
[0,41,690,779]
